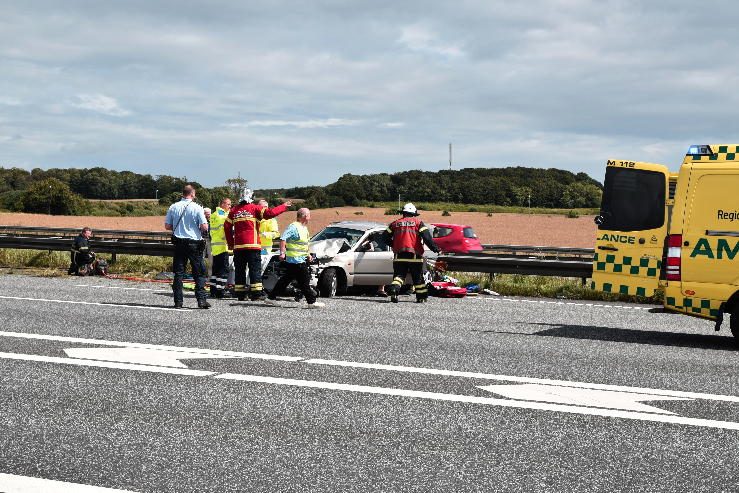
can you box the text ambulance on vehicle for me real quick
[592,144,739,338]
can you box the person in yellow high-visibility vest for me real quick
[258,199,280,273]
[267,208,324,308]
[209,197,232,298]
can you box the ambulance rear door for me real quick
[592,160,670,297]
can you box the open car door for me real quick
[592,160,670,297]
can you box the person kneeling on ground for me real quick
[267,208,325,309]
[68,227,96,276]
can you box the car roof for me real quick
[326,220,387,231]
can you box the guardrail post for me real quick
[111,253,117,264]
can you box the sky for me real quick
[2,0,738,188]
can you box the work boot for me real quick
[237,294,246,302]
[390,293,399,303]
[197,300,211,309]
[173,301,183,309]
[250,293,267,302]
[415,297,428,303]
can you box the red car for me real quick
[430,223,483,254]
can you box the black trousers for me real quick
[389,260,427,300]
[270,262,316,304]
[172,240,207,303]
[233,249,264,299]
[210,252,229,293]
[68,251,92,275]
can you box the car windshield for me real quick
[311,226,366,247]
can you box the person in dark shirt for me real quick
[68,227,95,275]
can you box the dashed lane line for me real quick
[485,297,654,311]
[0,473,137,492]
[74,283,169,292]
[2,330,739,430]
[0,294,176,311]
[0,330,302,363]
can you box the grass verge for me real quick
[447,272,662,304]
[0,249,171,278]
[0,249,658,305]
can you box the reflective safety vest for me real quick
[285,221,310,260]
[259,217,279,250]
[210,206,229,256]
[387,216,426,257]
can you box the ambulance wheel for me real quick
[319,268,339,298]
[731,308,739,340]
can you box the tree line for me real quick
[0,165,602,215]
[284,167,602,210]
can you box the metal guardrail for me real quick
[480,244,595,258]
[0,225,595,278]
[436,254,593,279]
[0,225,171,242]
[0,235,174,257]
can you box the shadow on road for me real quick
[529,322,737,351]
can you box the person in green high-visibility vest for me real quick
[267,208,325,308]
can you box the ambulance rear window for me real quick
[598,167,665,231]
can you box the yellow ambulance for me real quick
[592,144,739,337]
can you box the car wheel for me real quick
[319,268,338,298]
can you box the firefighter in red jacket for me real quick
[225,188,292,301]
[384,203,440,303]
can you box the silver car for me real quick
[312,220,437,297]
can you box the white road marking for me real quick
[0,351,214,376]
[64,347,245,368]
[0,473,136,492]
[0,330,302,363]
[74,284,168,293]
[0,295,174,311]
[478,383,689,414]
[215,373,739,430]
[1,330,739,430]
[302,358,739,403]
[485,297,652,311]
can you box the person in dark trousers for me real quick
[68,227,94,275]
[224,188,291,302]
[384,203,440,303]
[267,208,325,308]
[165,184,210,309]
[209,197,232,298]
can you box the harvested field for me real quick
[0,207,597,247]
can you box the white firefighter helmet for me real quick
[239,188,254,203]
[402,203,418,215]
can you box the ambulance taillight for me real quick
[666,234,682,281]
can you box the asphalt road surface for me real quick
[0,274,737,492]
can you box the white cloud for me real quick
[379,122,406,128]
[231,118,361,129]
[73,94,130,117]
[398,24,464,58]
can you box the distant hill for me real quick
[266,167,602,209]
[0,165,602,214]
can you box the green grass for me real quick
[0,249,658,305]
[83,200,168,217]
[362,201,598,216]
[0,249,171,278]
[446,272,662,304]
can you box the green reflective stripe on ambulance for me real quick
[665,295,721,318]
